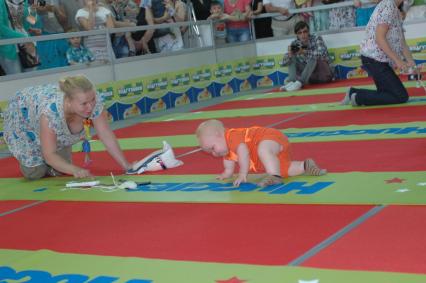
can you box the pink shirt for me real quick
[224,0,251,29]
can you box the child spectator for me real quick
[196,119,327,187]
[66,30,95,65]
[208,1,238,45]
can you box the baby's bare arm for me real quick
[233,143,250,186]
[217,159,235,180]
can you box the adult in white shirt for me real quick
[75,0,114,61]
[263,0,301,36]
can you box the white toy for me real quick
[63,173,140,192]
[66,180,100,188]
[127,141,183,174]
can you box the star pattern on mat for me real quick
[385,177,406,184]
[417,182,426,186]
[216,276,247,283]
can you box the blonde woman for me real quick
[4,75,133,180]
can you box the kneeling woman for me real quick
[4,75,133,180]
[342,0,416,106]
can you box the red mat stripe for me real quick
[0,201,37,214]
[0,201,372,265]
[196,88,425,112]
[0,138,424,178]
[111,105,426,138]
[302,206,426,274]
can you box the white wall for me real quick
[114,49,218,80]
[256,21,426,56]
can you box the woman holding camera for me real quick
[341,0,416,106]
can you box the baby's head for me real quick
[196,119,228,157]
[210,0,223,14]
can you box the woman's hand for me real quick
[406,59,417,70]
[72,167,92,178]
[395,58,408,72]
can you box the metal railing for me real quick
[0,1,424,81]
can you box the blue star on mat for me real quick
[216,276,247,283]
[385,178,406,184]
[33,188,47,192]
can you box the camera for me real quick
[38,0,46,6]
[290,42,307,53]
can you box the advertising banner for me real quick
[232,58,254,92]
[250,56,278,88]
[213,62,235,96]
[142,74,171,114]
[191,65,216,102]
[168,70,194,108]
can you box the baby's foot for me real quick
[257,174,282,187]
[304,159,327,176]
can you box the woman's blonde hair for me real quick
[59,75,94,99]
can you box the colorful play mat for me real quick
[1,77,425,282]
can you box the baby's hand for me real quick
[233,174,247,187]
[216,172,233,180]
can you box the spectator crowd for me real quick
[0,0,424,76]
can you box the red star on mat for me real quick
[385,178,406,184]
[216,276,247,283]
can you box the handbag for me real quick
[4,0,40,68]
[17,43,40,68]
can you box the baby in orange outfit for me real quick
[196,119,327,187]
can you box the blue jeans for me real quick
[112,35,129,58]
[352,56,408,106]
[226,28,251,43]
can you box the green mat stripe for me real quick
[2,249,425,283]
[73,122,426,152]
[1,172,425,205]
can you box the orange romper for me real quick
[224,126,292,177]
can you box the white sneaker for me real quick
[341,87,352,105]
[280,81,295,91]
[285,80,302,91]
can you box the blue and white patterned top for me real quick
[66,45,95,65]
[3,84,103,167]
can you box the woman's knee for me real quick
[20,164,48,180]
[398,92,409,103]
